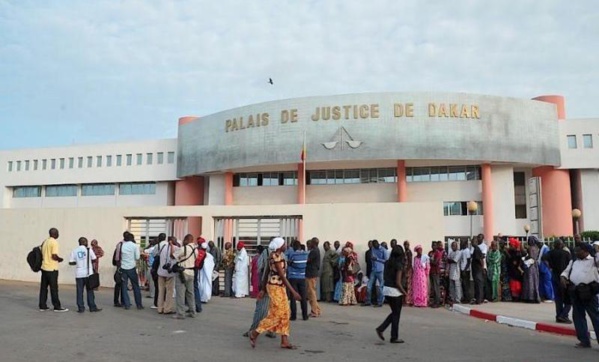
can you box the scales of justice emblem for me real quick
[321,127,363,150]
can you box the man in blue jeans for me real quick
[120,232,144,310]
[69,237,102,313]
[364,240,385,307]
[287,240,309,320]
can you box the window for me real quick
[443,201,483,216]
[146,153,153,165]
[97,156,102,167]
[282,172,298,186]
[16,161,21,171]
[136,153,143,165]
[87,156,93,168]
[567,135,577,149]
[514,171,527,219]
[25,160,30,171]
[106,155,112,167]
[46,185,78,197]
[13,186,41,198]
[157,152,164,164]
[68,157,74,169]
[126,154,132,166]
[116,155,122,166]
[8,161,13,172]
[238,174,258,187]
[406,166,480,183]
[167,152,175,164]
[583,134,593,149]
[82,184,115,196]
[51,159,56,170]
[119,182,156,195]
[42,159,47,170]
[59,158,65,169]
[78,157,83,168]
[33,160,38,171]
[262,173,279,186]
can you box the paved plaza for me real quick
[1,280,598,362]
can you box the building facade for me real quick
[1,92,598,283]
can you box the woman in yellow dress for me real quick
[250,237,301,350]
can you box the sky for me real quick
[0,0,597,150]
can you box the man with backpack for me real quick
[173,234,199,319]
[39,228,68,312]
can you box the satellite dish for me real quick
[346,140,362,149]
[322,141,338,150]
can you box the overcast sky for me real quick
[1,0,597,149]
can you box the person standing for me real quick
[412,245,430,307]
[90,239,104,274]
[222,242,235,297]
[173,234,198,319]
[403,240,413,305]
[251,246,264,298]
[199,241,215,303]
[459,240,472,303]
[543,238,572,323]
[208,240,222,296]
[376,245,407,344]
[68,237,101,313]
[538,241,554,302]
[522,236,542,303]
[120,233,143,310]
[156,236,177,314]
[429,241,443,308]
[560,244,599,349]
[234,242,250,298]
[364,240,385,307]
[499,239,512,302]
[447,241,462,304]
[365,240,374,303]
[112,232,128,308]
[306,237,321,317]
[470,238,485,305]
[486,241,501,302]
[320,241,337,303]
[39,228,68,312]
[339,247,358,306]
[506,238,525,301]
[287,241,309,320]
[250,237,301,349]
[143,239,158,303]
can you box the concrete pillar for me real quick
[397,160,407,202]
[481,164,494,241]
[298,163,306,204]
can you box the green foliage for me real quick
[581,230,599,241]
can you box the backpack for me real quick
[194,248,206,270]
[27,242,44,272]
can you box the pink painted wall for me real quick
[532,95,565,120]
[397,160,407,202]
[178,116,200,125]
[298,162,305,204]
[174,176,204,239]
[481,164,494,241]
[224,172,234,206]
[532,167,573,236]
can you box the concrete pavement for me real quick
[1,280,598,362]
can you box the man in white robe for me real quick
[234,242,249,298]
[199,242,215,303]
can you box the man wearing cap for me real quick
[234,242,250,298]
[560,244,599,348]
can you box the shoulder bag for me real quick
[87,247,100,289]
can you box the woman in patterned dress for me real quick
[411,245,430,307]
[339,247,358,306]
[403,240,413,305]
[499,240,512,302]
[250,238,301,350]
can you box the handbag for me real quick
[86,247,100,289]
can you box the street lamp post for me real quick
[572,208,582,236]
[467,201,479,242]
[524,224,530,246]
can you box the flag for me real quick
[300,133,306,162]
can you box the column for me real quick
[397,160,407,202]
[297,162,306,204]
[224,172,233,206]
[481,164,494,242]
[174,176,204,238]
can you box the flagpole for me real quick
[303,130,307,202]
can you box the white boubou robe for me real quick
[233,248,249,297]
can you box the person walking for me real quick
[376,245,408,344]
[120,233,143,310]
[68,237,101,313]
[173,234,198,319]
[250,237,301,350]
[320,241,337,303]
[222,242,235,297]
[244,238,276,339]
[543,238,573,323]
[39,228,68,312]
[560,244,599,349]
[306,238,321,317]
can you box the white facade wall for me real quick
[581,169,599,231]
[207,174,226,205]
[559,118,599,169]
[234,186,297,205]
[492,165,517,235]
[307,183,396,204]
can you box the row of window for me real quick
[443,201,483,216]
[6,152,175,172]
[12,183,157,198]
[567,134,594,149]
[234,172,298,187]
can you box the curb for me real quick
[451,304,596,340]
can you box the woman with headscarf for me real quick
[250,245,264,298]
[234,242,250,298]
[222,242,235,297]
[333,250,346,302]
[499,239,512,302]
[339,246,358,306]
[411,245,430,307]
[403,240,413,306]
[376,245,408,344]
[506,238,524,301]
[90,239,104,274]
[200,242,215,303]
[522,236,541,303]
[250,237,301,350]
[486,241,501,302]
[538,241,554,302]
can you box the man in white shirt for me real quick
[69,237,101,313]
[120,233,143,310]
[560,244,599,349]
[155,236,177,314]
[459,240,472,303]
[447,241,462,304]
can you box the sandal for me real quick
[249,331,257,349]
[281,344,297,350]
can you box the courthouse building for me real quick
[1,92,598,282]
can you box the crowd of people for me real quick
[36,228,599,349]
